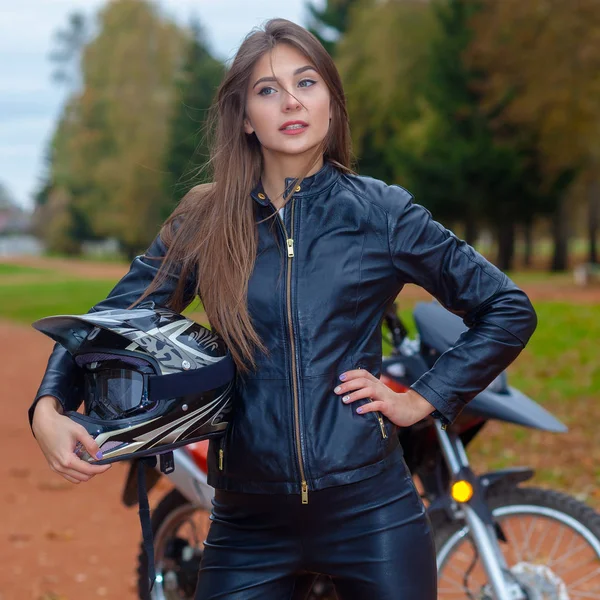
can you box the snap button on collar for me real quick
[251,160,339,205]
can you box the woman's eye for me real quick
[258,79,317,96]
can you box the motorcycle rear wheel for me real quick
[435,486,600,599]
[137,490,334,600]
[137,488,208,600]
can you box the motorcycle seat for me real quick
[413,301,468,354]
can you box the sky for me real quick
[0,0,324,210]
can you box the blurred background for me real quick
[1,0,599,598]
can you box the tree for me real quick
[337,0,531,270]
[39,0,189,257]
[357,0,529,269]
[0,182,16,210]
[31,96,99,253]
[466,0,600,269]
[162,18,224,218]
[80,0,188,257]
[48,11,88,90]
[335,0,437,183]
[306,0,360,56]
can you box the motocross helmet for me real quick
[32,303,236,465]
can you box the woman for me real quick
[30,18,537,599]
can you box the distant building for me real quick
[0,184,32,235]
[0,183,43,256]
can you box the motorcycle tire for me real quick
[434,485,600,599]
[137,488,204,600]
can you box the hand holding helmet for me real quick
[31,395,112,484]
[32,303,236,466]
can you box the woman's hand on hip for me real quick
[334,368,436,428]
[32,396,112,484]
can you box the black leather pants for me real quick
[194,449,437,599]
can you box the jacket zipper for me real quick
[275,199,309,504]
[357,363,387,439]
[376,411,388,439]
[218,436,225,470]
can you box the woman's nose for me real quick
[282,90,301,111]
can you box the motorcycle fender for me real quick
[468,467,535,524]
[479,467,535,497]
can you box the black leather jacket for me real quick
[30,160,537,501]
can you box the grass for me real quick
[0,263,56,276]
[506,271,573,284]
[0,279,208,325]
[510,302,600,402]
[0,280,119,323]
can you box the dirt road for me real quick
[0,320,175,600]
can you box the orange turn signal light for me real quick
[451,480,474,503]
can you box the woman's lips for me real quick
[280,124,309,135]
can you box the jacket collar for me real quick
[250,160,340,206]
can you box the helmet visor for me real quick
[84,368,147,419]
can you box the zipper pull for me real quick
[301,480,309,504]
[219,448,224,470]
[287,238,294,258]
[377,413,388,439]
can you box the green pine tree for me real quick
[405,0,527,268]
[306,0,360,56]
[162,18,225,216]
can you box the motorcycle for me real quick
[123,299,600,600]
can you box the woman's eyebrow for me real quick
[252,65,318,89]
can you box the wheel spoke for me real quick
[546,520,567,563]
[558,555,599,577]
[548,538,593,569]
[564,566,600,590]
[568,589,600,598]
[503,517,524,563]
[521,515,538,561]
[530,515,552,558]
[516,513,533,560]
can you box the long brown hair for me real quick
[134,18,355,374]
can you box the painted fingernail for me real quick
[342,395,350,403]
[334,386,341,393]
[339,374,347,381]
[356,407,363,413]
[96,451,103,460]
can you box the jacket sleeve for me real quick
[385,185,537,425]
[28,232,197,432]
